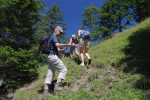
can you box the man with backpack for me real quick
[43,26,72,95]
[78,26,91,67]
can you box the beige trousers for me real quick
[45,53,67,84]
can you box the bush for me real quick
[0,46,39,94]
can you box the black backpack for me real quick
[39,34,52,54]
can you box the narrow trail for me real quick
[70,66,98,91]
[99,67,119,100]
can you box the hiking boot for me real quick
[80,63,85,67]
[43,89,49,95]
[54,83,63,91]
[88,59,91,65]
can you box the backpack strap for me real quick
[38,33,53,55]
[80,30,91,40]
[47,33,53,48]
[80,30,85,39]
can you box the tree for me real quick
[82,6,100,39]
[82,6,99,31]
[99,0,133,34]
[0,0,43,95]
[131,0,150,22]
[0,0,43,49]
[47,4,65,33]
[98,1,116,37]
[35,4,66,44]
[35,14,50,40]
[95,0,135,38]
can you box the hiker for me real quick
[43,26,72,94]
[78,26,91,66]
[64,47,71,58]
[69,34,79,56]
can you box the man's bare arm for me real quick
[55,43,72,47]
[78,30,80,39]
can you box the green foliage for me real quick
[0,0,44,96]
[81,0,135,39]
[99,0,133,36]
[35,14,50,40]
[82,6,99,30]
[131,0,150,22]
[35,4,66,42]
[0,46,39,94]
[13,58,85,99]
[0,0,43,49]
[82,6,100,39]
[47,4,65,33]
[99,0,150,31]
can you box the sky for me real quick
[44,0,106,38]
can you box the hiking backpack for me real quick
[80,30,91,40]
[39,34,51,54]
[72,37,78,44]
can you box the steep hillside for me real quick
[13,18,150,100]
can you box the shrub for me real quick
[0,46,39,93]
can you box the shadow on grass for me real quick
[71,55,81,65]
[0,73,39,99]
[122,27,150,75]
[120,26,150,99]
[134,76,150,99]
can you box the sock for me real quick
[44,84,49,90]
[56,78,62,83]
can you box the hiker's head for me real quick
[55,26,64,35]
[71,34,76,39]
[79,26,85,30]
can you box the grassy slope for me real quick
[14,18,150,100]
[13,58,85,99]
[89,18,150,100]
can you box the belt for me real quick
[49,50,57,55]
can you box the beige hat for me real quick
[55,26,64,33]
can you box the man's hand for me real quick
[66,43,72,47]
[71,43,77,47]
[58,48,65,52]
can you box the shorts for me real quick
[79,38,90,48]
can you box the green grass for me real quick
[13,58,85,99]
[13,18,150,100]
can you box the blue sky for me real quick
[44,0,106,38]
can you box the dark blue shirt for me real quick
[49,34,59,53]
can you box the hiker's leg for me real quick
[79,38,85,65]
[51,55,67,91]
[80,47,85,65]
[85,41,90,58]
[85,41,91,65]
[44,55,55,90]
[75,46,79,56]
[85,47,91,59]
[52,55,67,83]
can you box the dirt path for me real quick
[71,66,98,91]
[99,67,119,100]
[69,65,119,100]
